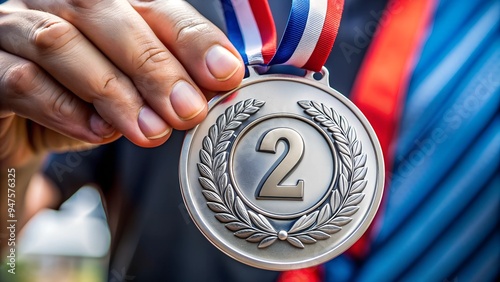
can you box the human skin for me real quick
[0,0,244,253]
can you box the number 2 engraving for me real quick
[256,128,305,200]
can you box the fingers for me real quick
[24,0,233,132]
[2,0,245,148]
[0,8,172,146]
[130,0,245,90]
[0,50,118,145]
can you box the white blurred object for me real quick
[19,186,110,258]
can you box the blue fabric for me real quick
[269,0,310,65]
[221,0,311,66]
[221,0,249,64]
[325,0,500,280]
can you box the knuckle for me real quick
[49,90,79,119]
[33,19,80,52]
[128,0,156,9]
[66,0,103,10]
[92,72,120,100]
[175,18,213,48]
[2,62,40,96]
[99,73,120,97]
[135,44,172,71]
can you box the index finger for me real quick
[25,0,242,130]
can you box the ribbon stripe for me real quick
[222,0,344,72]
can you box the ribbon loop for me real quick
[221,0,344,72]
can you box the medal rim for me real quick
[179,68,385,270]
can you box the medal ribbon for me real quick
[221,0,344,72]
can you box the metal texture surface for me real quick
[179,68,384,270]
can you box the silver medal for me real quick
[179,67,384,270]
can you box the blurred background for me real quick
[1,186,110,282]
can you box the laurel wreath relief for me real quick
[197,99,367,249]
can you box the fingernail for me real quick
[205,45,241,81]
[138,106,171,140]
[90,113,115,138]
[170,81,206,120]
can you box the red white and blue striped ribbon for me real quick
[221,0,344,72]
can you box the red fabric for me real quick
[348,0,437,258]
[279,0,436,280]
[277,265,323,282]
[303,0,344,71]
[250,0,277,64]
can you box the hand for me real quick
[0,0,245,166]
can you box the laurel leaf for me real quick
[224,184,235,211]
[215,213,237,223]
[322,104,333,120]
[297,235,317,244]
[219,130,234,142]
[352,140,362,157]
[322,120,335,128]
[202,190,222,203]
[199,149,212,167]
[209,125,218,144]
[337,206,359,217]
[235,197,251,225]
[308,230,331,240]
[258,236,277,248]
[207,202,229,213]
[225,105,235,121]
[333,110,340,124]
[287,237,304,249]
[311,101,322,112]
[244,106,260,114]
[336,141,350,156]
[340,154,352,171]
[339,174,348,197]
[331,217,352,226]
[258,214,277,232]
[319,224,342,234]
[340,116,348,132]
[318,204,332,225]
[216,163,227,181]
[330,190,341,214]
[354,154,367,169]
[213,152,227,170]
[288,215,307,234]
[235,100,244,113]
[297,100,311,109]
[353,167,368,182]
[315,115,328,123]
[350,180,367,194]
[234,113,250,121]
[234,229,256,239]
[215,141,230,155]
[248,211,275,233]
[306,108,321,116]
[348,127,357,142]
[246,233,268,243]
[199,177,217,193]
[328,125,341,135]
[217,114,226,132]
[226,121,242,130]
[288,211,318,234]
[197,163,213,179]
[254,99,265,107]
[333,130,349,144]
[202,137,213,155]
[341,164,349,178]
[244,98,253,108]
[345,193,365,206]
[218,173,228,191]
[225,222,247,231]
